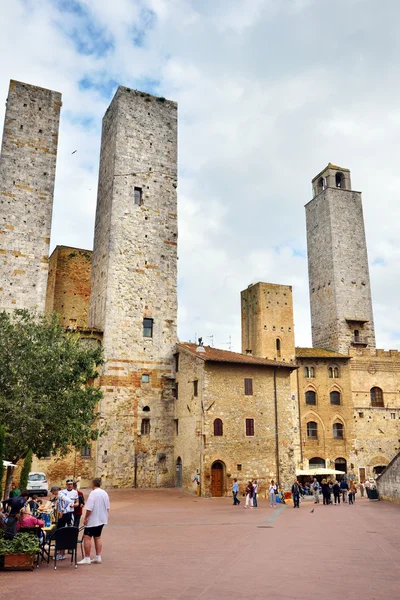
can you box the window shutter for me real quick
[246,418,254,436]
[244,378,253,395]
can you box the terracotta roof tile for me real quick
[177,343,296,369]
[295,347,349,359]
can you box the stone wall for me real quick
[306,172,375,354]
[376,450,400,503]
[89,87,178,487]
[0,80,61,312]
[45,245,92,327]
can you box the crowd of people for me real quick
[1,477,110,566]
[231,476,372,509]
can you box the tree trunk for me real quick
[4,465,14,500]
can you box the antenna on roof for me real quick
[221,336,232,351]
[207,335,214,347]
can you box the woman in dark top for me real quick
[321,479,331,505]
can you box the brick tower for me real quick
[89,87,178,487]
[0,80,61,312]
[306,164,376,354]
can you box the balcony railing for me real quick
[351,336,368,346]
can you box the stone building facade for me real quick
[45,245,92,328]
[88,87,178,488]
[306,164,376,354]
[174,343,298,496]
[0,80,61,313]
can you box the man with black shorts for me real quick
[78,478,110,565]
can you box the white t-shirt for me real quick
[62,488,79,513]
[85,488,110,527]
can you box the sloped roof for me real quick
[177,343,296,369]
[296,347,349,359]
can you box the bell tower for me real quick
[306,164,375,354]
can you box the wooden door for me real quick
[359,468,366,483]
[211,462,224,497]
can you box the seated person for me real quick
[28,494,39,514]
[17,505,45,530]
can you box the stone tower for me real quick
[306,164,375,354]
[0,80,61,312]
[89,87,178,488]
[241,282,296,363]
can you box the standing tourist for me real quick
[50,485,74,561]
[269,480,276,508]
[291,480,301,508]
[348,481,356,505]
[332,480,341,505]
[232,478,240,505]
[73,481,85,528]
[365,479,371,498]
[359,481,365,497]
[312,478,320,504]
[244,481,254,509]
[340,478,348,503]
[252,480,258,508]
[321,479,330,505]
[62,479,79,525]
[78,478,110,565]
[9,482,21,498]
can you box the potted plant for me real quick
[0,533,40,571]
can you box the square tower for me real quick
[306,164,375,354]
[0,80,61,312]
[241,282,295,362]
[89,87,178,487]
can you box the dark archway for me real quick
[335,457,347,474]
[211,461,225,497]
[175,457,182,488]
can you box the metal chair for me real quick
[48,526,79,569]
[76,526,86,560]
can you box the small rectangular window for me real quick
[141,419,150,435]
[358,412,364,418]
[81,445,91,458]
[143,318,153,338]
[391,413,396,419]
[245,418,254,436]
[142,374,150,383]
[174,419,179,435]
[175,353,179,372]
[134,186,143,205]
[237,464,242,471]
[174,383,178,399]
[244,378,253,396]
[193,380,198,397]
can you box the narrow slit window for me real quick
[193,380,198,397]
[143,318,153,338]
[134,186,143,205]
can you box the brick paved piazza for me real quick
[2,489,400,600]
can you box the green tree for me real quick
[19,448,33,491]
[0,425,5,500]
[0,310,103,469]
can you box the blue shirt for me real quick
[232,482,239,493]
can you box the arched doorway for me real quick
[335,457,347,476]
[175,457,182,488]
[309,457,326,470]
[211,461,225,497]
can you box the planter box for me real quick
[3,553,35,571]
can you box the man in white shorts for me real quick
[78,478,110,565]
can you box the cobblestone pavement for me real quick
[1,490,400,600]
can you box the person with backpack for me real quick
[244,481,254,508]
[312,477,320,504]
[332,480,341,504]
[340,478,349,503]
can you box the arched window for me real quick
[141,419,150,435]
[328,366,340,378]
[370,387,384,407]
[305,390,316,405]
[317,177,326,193]
[142,405,150,412]
[330,391,341,406]
[335,172,344,188]
[307,421,318,439]
[333,422,344,439]
[309,457,325,469]
[276,338,281,358]
[214,418,223,436]
[335,457,347,473]
[304,366,315,378]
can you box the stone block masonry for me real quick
[89,88,178,487]
[0,80,61,312]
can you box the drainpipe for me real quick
[273,368,280,486]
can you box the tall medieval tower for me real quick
[0,80,61,312]
[89,87,178,488]
[306,164,375,354]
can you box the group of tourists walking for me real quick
[232,479,281,508]
[311,477,358,505]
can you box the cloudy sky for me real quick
[1,0,399,351]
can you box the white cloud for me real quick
[1,0,399,351]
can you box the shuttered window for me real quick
[245,418,254,436]
[244,378,253,395]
